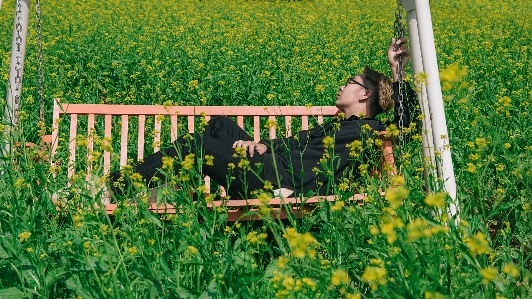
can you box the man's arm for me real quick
[387,37,419,129]
[388,37,410,82]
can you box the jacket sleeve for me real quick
[390,81,419,129]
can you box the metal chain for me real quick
[13,0,23,125]
[36,0,45,122]
[393,0,406,149]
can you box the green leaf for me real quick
[197,280,218,299]
[0,287,26,299]
[44,267,70,287]
[0,244,11,259]
[143,211,162,229]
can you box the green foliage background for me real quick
[0,0,531,298]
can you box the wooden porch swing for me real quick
[44,101,396,221]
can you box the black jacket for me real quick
[260,81,418,196]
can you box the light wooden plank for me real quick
[68,114,78,180]
[253,115,260,142]
[104,115,112,175]
[302,115,308,130]
[285,115,292,137]
[138,115,145,161]
[154,115,161,153]
[170,114,178,142]
[50,99,61,162]
[120,115,129,167]
[237,115,244,128]
[86,114,95,179]
[269,115,276,139]
[205,176,211,193]
[58,104,338,116]
[187,116,194,133]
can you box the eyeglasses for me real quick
[345,77,370,90]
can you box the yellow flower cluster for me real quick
[464,231,492,256]
[330,269,350,286]
[270,271,316,299]
[406,218,449,242]
[379,209,405,245]
[246,231,268,245]
[361,260,387,291]
[181,154,195,170]
[18,231,31,242]
[282,228,318,259]
[424,192,447,208]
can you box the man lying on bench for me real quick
[110,38,417,199]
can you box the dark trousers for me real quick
[110,116,266,198]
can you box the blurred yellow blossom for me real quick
[361,265,387,291]
[464,231,492,256]
[502,263,520,278]
[331,269,350,286]
[480,267,498,284]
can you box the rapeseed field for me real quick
[0,0,530,298]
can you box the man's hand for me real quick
[388,37,411,82]
[232,140,267,157]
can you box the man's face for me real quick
[335,75,369,110]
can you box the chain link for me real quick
[36,0,45,122]
[393,0,406,149]
[13,0,23,125]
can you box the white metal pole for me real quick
[402,4,438,189]
[3,0,30,155]
[413,0,458,219]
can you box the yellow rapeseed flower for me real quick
[331,269,350,286]
[464,231,492,256]
[361,265,387,291]
[18,231,31,242]
[204,155,214,166]
[161,156,175,171]
[331,200,344,211]
[502,263,520,278]
[424,192,446,208]
[282,228,318,259]
[246,231,268,245]
[480,267,498,284]
[384,186,409,209]
[181,154,195,170]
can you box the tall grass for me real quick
[0,0,531,298]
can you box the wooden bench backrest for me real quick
[50,99,395,189]
[51,100,342,176]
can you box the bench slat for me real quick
[120,115,129,167]
[170,114,178,142]
[285,115,292,137]
[302,115,308,131]
[268,115,276,139]
[87,114,95,177]
[187,115,194,133]
[138,115,145,160]
[68,114,78,181]
[104,115,112,174]
[253,115,260,141]
[154,115,161,153]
